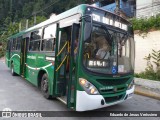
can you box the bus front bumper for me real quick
[76,85,135,111]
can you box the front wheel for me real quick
[41,73,52,99]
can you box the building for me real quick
[94,0,160,18]
[100,0,136,18]
[136,0,160,18]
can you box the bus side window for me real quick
[12,38,17,50]
[16,36,22,51]
[29,29,42,51]
[41,24,56,52]
[41,39,54,51]
[10,39,12,51]
[6,40,10,51]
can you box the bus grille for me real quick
[96,78,129,94]
[96,78,129,86]
[104,94,124,103]
[100,87,126,93]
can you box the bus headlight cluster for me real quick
[79,78,99,95]
[127,80,134,90]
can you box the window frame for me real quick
[16,36,22,51]
[40,24,56,52]
[6,39,10,51]
[11,38,17,51]
[28,28,43,52]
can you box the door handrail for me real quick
[56,55,68,72]
[56,41,68,57]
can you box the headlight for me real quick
[79,78,99,95]
[127,80,134,90]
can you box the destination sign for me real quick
[92,13,128,31]
[86,7,129,31]
[87,59,109,68]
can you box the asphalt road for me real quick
[0,60,159,120]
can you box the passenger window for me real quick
[6,40,10,50]
[41,24,56,52]
[29,29,42,51]
[41,39,55,51]
[43,24,56,39]
[16,37,22,51]
[12,38,17,50]
[30,29,42,41]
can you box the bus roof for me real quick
[8,31,25,39]
[24,4,86,33]
[8,4,130,39]
[8,4,86,39]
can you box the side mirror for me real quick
[80,15,93,42]
[84,22,92,41]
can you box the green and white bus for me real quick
[5,4,135,111]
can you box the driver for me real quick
[95,36,111,59]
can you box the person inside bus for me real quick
[95,36,111,60]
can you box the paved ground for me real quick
[0,60,160,120]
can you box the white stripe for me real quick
[10,54,20,60]
[26,65,40,70]
[26,63,52,70]
[6,54,20,61]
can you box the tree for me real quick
[0,0,95,57]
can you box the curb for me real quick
[134,85,160,100]
[134,78,160,90]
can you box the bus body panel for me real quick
[76,85,135,111]
[5,52,10,67]
[25,52,54,95]
[25,52,38,86]
[5,4,135,111]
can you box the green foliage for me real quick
[0,0,93,58]
[0,0,91,35]
[0,22,19,58]
[22,2,34,17]
[135,50,160,81]
[151,49,160,68]
[19,16,47,30]
[0,50,5,58]
[0,15,47,58]
[130,15,160,33]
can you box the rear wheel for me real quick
[41,73,52,99]
[11,63,16,76]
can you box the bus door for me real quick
[54,24,69,97]
[20,37,29,76]
[67,23,80,108]
[54,21,80,109]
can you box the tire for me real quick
[11,63,16,76]
[41,73,52,99]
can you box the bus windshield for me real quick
[83,25,134,75]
